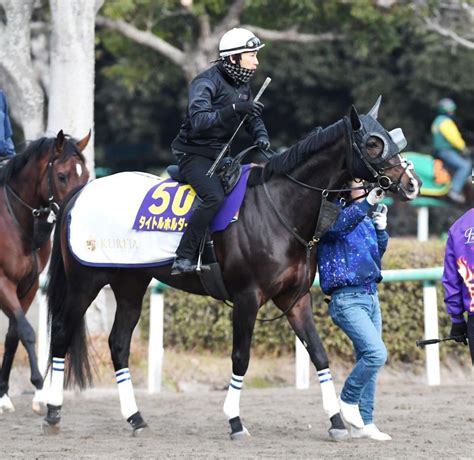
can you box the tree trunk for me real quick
[47,0,104,175]
[0,0,45,140]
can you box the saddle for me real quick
[164,147,263,301]
[166,163,238,301]
[166,157,242,196]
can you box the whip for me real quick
[415,335,467,348]
[206,77,272,178]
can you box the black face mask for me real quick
[222,60,256,84]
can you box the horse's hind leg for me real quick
[282,292,348,441]
[109,275,151,437]
[44,277,105,434]
[222,290,259,440]
[0,320,19,413]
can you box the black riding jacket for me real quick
[171,62,269,160]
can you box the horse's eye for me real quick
[58,173,67,184]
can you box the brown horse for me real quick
[43,100,421,439]
[0,131,89,415]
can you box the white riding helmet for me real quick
[219,28,265,58]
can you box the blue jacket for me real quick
[317,200,389,295]
[0,90,15,156]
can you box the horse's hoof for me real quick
[32,400,47,416]
[328,428,349,441]
[132,425,152,438]
[0,394,15,413]
[42,420,60,435]
[229,427,250,441]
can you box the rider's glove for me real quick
[233,100,264,118]
[366,187,385,206]
[372,204,388,231]
[450,321,468,345]
[255,136,271,151]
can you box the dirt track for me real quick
[1,380,473,459]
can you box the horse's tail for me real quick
[46,186,92,389]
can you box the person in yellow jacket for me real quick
[431,98,471,204]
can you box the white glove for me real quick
[372,204,388,230]
[366,187,385,206]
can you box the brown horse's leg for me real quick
[223,290,259,440]
[109,275,151,436]
[0,281,43,394]
[283,292,348,441]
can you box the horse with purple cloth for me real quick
[43,99,420,440]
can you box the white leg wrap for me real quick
[223,373,244,420]
[318,368,340,418]
[0,394,15,413]
[49,357,65,407]
[116,368,138,420]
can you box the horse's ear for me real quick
[76,130,92,152]
[55,130,66,154]
[350,106,362,131]
[367,95,382,119]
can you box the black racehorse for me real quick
[43,99,420,439]
[0,131,89,415]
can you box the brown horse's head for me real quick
[45,130,91,205]
[348,97,422,201]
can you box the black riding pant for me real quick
[468,315,474,366]
[175,154,225,260]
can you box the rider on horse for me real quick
[431,98,471,204]
[170,28,271,276]
[0,90,16,159]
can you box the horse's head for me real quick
[43,130,90,207]
[348,97,421,201]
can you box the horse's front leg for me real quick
[223,290,259,440]
[21,282,48,415]
[0,319,19,413]
[109,277,151,437]
[0,282,43,405]
[283,292,348,441]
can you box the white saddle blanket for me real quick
[68,172,188,267]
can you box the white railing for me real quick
[35,266,443,393]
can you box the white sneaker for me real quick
[352,423,392,441]
[338,396,364,429]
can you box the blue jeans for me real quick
[435,149,471,194]
[329,287,387,424]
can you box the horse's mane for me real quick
[263,119,346,179]
[0,136,86,185]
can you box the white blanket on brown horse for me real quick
[68,169,250,267]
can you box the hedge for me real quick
[140,238,470,364]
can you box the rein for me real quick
[254,120,402,322]
[4,153,60,248]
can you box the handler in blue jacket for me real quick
[317,187,391,441]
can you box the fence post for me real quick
[417,207,429,242]
[148,285,164,393]
[295,337,310,389]
[423,280,440,385]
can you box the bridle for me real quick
[3,143,66,247]
[5,155,60,224]
[256,116,411,321]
